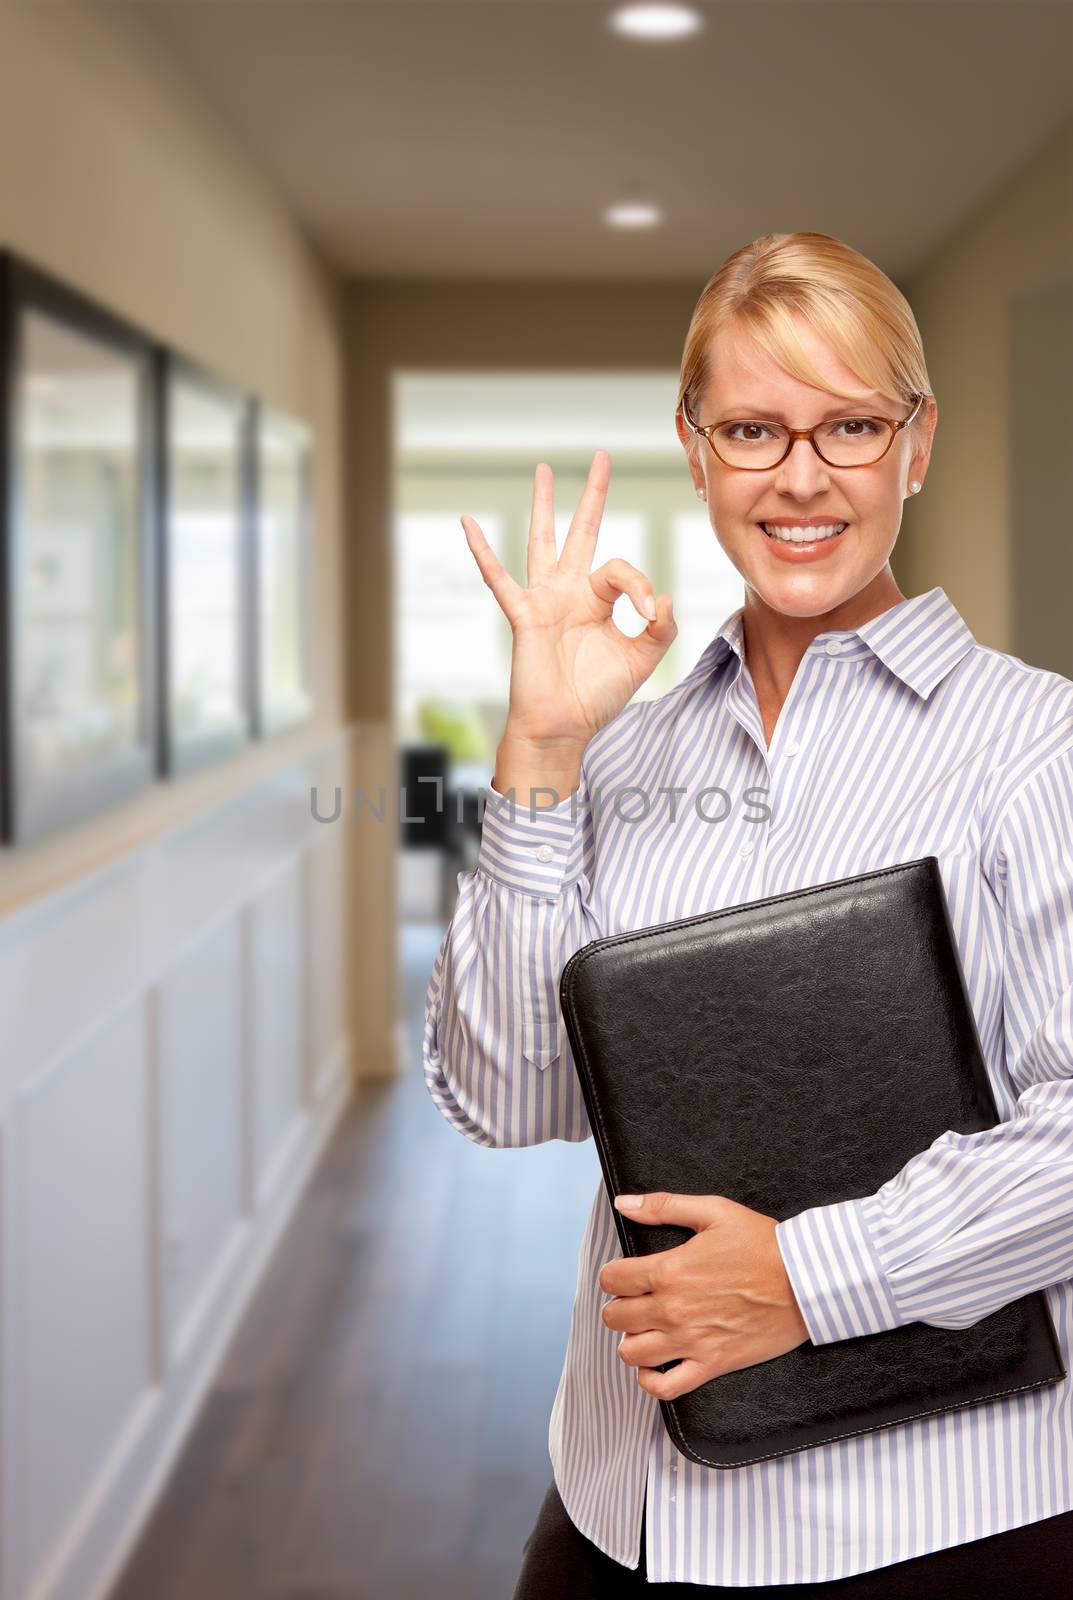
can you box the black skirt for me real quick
[512,1477,1073,1598]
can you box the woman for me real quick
[421,231,1073,1593]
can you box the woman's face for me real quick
[676,316,937,620]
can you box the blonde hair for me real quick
[677,231,932,453]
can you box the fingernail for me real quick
[615,1195,643,1210]
[643,596,656,621]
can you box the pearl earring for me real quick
[910,481,921,493]
[696,487,706,501]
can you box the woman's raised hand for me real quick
[461,451,676,767]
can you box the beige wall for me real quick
[0,1,349,916]
[899,111,1073,651]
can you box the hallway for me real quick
[109,918,600,1599]
[2,6,1070,1596]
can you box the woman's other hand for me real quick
[461,450,677,797]
[598,1192,810,1400]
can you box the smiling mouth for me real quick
[758,522,849,544]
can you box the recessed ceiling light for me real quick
[604,201,664,229]
[609,4,705,41]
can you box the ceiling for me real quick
[137,0,1073,283]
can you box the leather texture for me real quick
[558,856,1067,1469]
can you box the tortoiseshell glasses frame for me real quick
[679,392,926,470]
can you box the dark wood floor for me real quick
[109,912,599,1600]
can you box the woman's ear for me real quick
[674,407,704,494]
[674,405,692,451]
[908,395,938,488]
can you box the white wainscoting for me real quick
[0,730,357,1600]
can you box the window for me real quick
[396,510,508,753]
[671,511,744,677]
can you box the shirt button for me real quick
[825,639,844,656]
[535,844,554,862]
[740,838,755,857]
[785,739,800,757]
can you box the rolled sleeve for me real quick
[776,1196,907,1345]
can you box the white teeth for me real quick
[761,522,847,543]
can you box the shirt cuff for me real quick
[775,1195,907,1345]
[476,779,584,897]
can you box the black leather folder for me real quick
[557,856,1066,1469]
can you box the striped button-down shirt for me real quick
[421,584,1073,1584]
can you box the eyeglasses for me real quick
[680,392,925,470]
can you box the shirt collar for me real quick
[690,586,976,701]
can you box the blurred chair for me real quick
[398,742,484,918]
